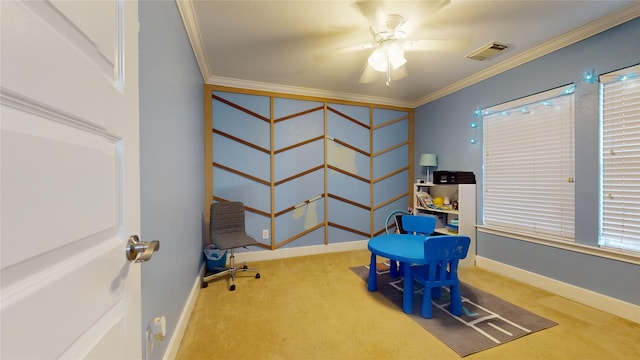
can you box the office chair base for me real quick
[202,261,260,291]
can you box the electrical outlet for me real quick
[152,316,166,341]
[145,315,166,356]
[262,229,269,239]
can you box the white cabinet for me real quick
[413,183,476,267]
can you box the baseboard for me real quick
[234,240,369,263]
[476,256,640,324]
[164,241,368,358]
[163,264,205,360]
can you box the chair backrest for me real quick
[210,201,246,237]
[401,215,436,235]
[422,235,471,281]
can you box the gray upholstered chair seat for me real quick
[203,201,260,291]
[211,232,257,250]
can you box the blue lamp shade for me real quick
[419,154,438,183]
[419,154,437,167]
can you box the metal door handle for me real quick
[126,235,160,263]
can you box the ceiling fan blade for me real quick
[352,1,385,33]
[359,64,408,84]
[395,0,451,35]
[313,42,378,63]
[391,66,408,81]
[335,42,379,55]
[359,65,378,84]
[403,38,470,52]
[354,1,451,35]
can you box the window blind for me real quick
[483,85,575,241]
[600,64,640,252]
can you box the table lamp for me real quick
[419,153,438,184]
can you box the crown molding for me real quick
[208,76,415,108]
[412,2,640,107]
[177,0,640,109]
[176,0,210,82]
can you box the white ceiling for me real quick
[178,0,640,107]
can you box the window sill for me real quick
[477,225,640,266]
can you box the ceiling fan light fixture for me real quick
[368,48,388,72]
[387,43,406,68]
[368,43,406,73]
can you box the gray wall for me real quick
[139,1,204,359]
[415,18,640,305]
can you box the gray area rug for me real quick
[351,264,557,357]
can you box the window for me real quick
[483,85,575,241]
[600,64,640,252]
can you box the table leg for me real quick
[368,253,377,291]
[402,263,413,314]
[390,260,398,278]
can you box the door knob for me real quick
[126,235,160,263]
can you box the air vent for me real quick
[466,41,509,61]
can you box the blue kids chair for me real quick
[410,235,470,318]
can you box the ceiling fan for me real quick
[338,0,469,86]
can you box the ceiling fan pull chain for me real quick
[386,51,392,86]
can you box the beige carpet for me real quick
[176,249,640,360]
[351,264,557,356]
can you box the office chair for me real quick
[410,235,470,318]
[202,201,260,291]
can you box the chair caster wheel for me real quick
[243,265,248,270]
[229,284,236,291]
[255,273,261,279]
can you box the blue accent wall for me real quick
[415,18,640,305]
[210,93,411,248]
[139,1,204,359]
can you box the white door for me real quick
[1,1,145,358]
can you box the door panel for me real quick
[1,109,118,268]
[1,0,141,358]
